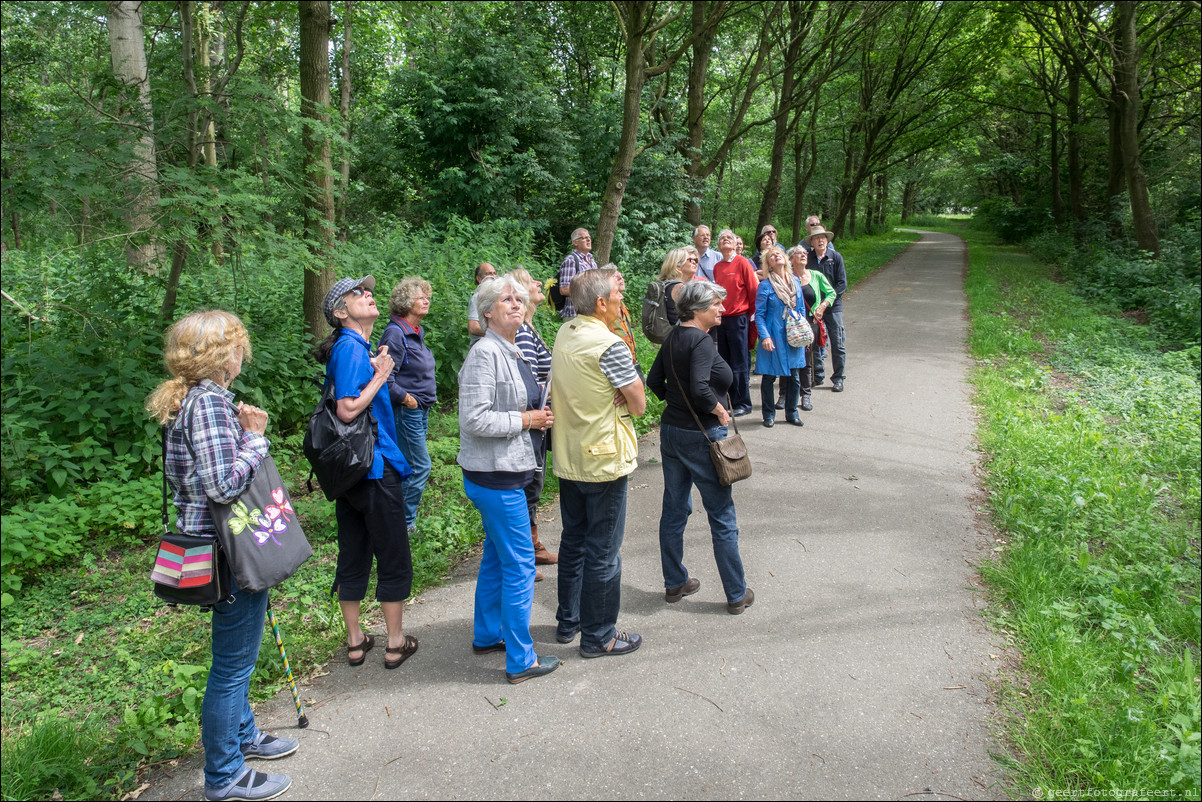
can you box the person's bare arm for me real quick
[617,379,646,417]
[468,320,486,337]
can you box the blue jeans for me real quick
[658,424,747,603]
[464,477,537,675]
[815,309,845,383]
[393,404,431,527]
[202,579,268,788]
[556,477,628,650]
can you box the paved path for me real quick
[146,230,1007,800]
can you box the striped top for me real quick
[515,321,552,383]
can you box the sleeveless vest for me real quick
[550,316,638,482]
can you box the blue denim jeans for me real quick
[464,477,537,675]
[202,579,268,788]
[815,309,845,383]
[658,424,747,604]
[556,477,628,650]
[393,404,431,527]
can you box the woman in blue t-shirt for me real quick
[314,276,417,671]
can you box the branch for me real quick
[1,290,49,323]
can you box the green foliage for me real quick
[1022,219,1202,349]
[963,226,1201,795]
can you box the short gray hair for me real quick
[717,228,735,242]
[675,279,727,322]
[572,268,617,316]
[786,244,807,262]
[571,227,590,244]
[475,274,529,329]
[693,225,711,237]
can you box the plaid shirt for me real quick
[557,249,598,319]
[165,380,269,535]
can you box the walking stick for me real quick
[265,597,309,728]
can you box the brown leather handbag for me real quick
[668,332,752,486]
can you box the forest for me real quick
[1,0,1199,798]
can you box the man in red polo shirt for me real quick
[711,229,759,416]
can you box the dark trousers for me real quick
[556,476,628,650]
[761,372,800,422]
[815,309,845,383]
[714,313,751,410]
[799,342,814,401]
[334,463,413,602]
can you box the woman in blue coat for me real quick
[754,245,807,427]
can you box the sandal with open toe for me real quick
[384,635,419,670]
[347,633,375,667]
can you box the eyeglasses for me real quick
[764,229,777,235]
[349,287,371,297]
[686,257,699,263]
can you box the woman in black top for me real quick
[647,280,755,615]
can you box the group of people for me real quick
[648,217,847,426]
[147,215,845,801]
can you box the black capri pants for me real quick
[333,462,413,602]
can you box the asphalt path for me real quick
[145,229,1008,801]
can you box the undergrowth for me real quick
[957,223,1201,797]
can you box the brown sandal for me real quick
[347,633,375,667]
[384,635,419,670]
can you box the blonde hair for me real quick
[146,310,251,423]
[388,276,433,317]
[658,247,690,281]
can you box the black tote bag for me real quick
[208,455,313,593]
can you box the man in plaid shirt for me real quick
[557,227,599,319]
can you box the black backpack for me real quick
[641,279,676,344]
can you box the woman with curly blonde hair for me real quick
[146,309,296,802]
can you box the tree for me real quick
[299,0,336,342]
[594,1,687,265]
[106,0,163,272]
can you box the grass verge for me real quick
[0,226,919,800]
[949,221,1200,797]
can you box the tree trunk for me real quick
[757,0,804,233]
[337,0,353,243]
[595,1,652,266]
[1106,85,1126,240]
[106,0,162,273]
[300,0,337,343]
[197,2,224,265]
[790,95,819,243]
[1115,0,1159,255]
[684,0,718,226]
[901,181,917,222]
[1067,64,1084,231]
[1049,110,1062,226]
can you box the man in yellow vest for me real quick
[550,268,647,658]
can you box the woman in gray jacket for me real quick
[458,274,560,684]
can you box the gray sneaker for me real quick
[204,768,291,801]
[241,732,299,761]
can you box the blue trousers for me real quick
[464,477,537,674]
[202,579,268,788]
[393,404,431,528]
[556,476,628,650]
[658,424,747,603]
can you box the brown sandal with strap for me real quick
[384,635,419,670]
[347,633,375,667]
